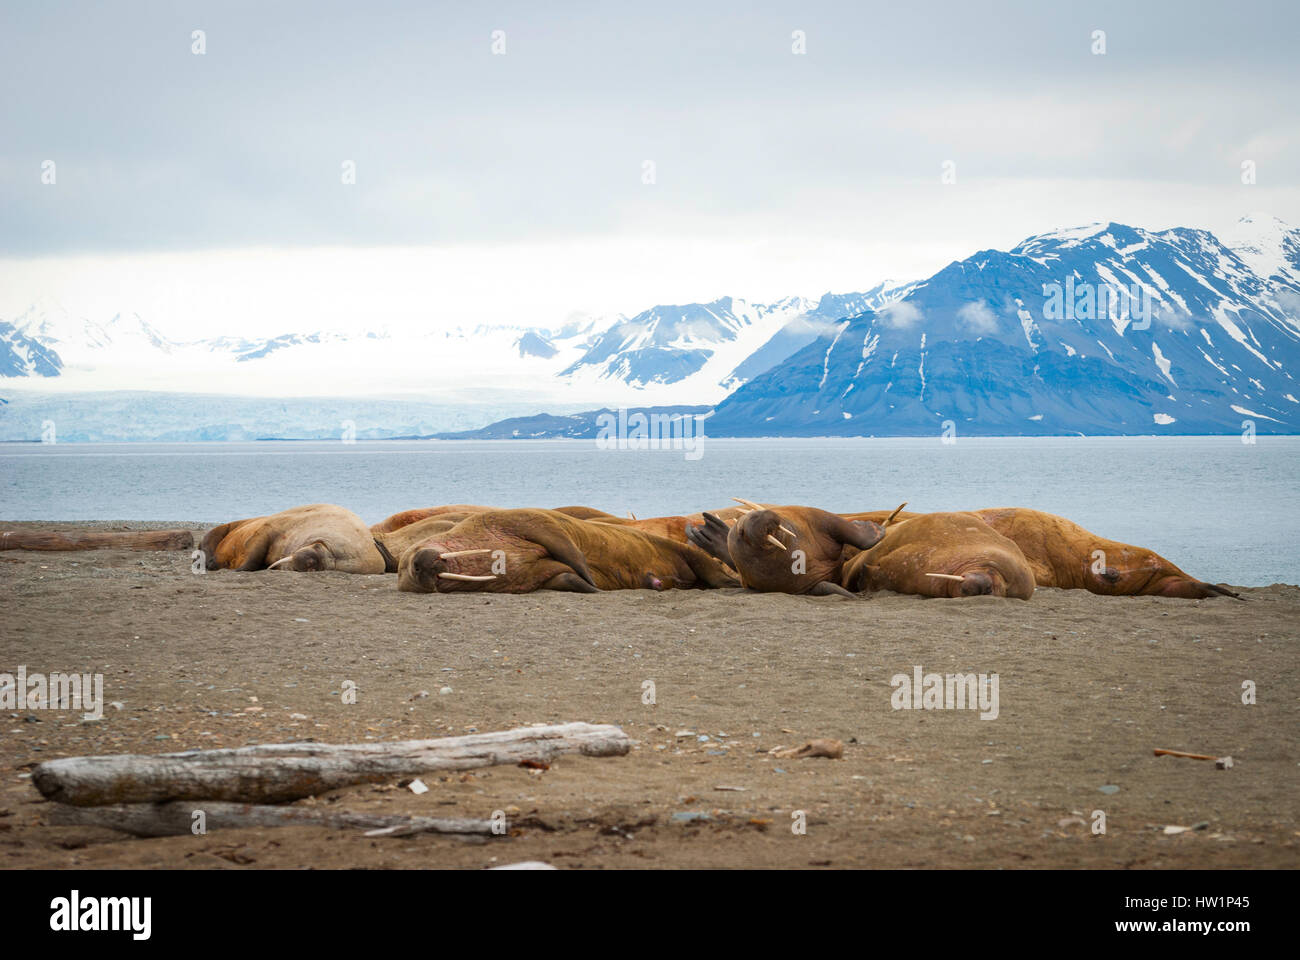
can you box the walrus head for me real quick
[925,561,1031,599]
[399,545,500,592]
[267,540,334,572]
[1087,553,1242,600]
[733,509,793,553]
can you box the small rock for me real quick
[1099,785,1120,795]
[439,687,453,696]
[670,811,712,823]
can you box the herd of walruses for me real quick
[197,500,1241,601]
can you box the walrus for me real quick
[371,504,624,535]
[550,506,622,520]
[840,512,1036,600]
[200,504,390,574]
[396,508,739,594]
[687,502,885,598]
[587,513,702,545]
[374,514,475,569]
[370,505,498,535]
[971,507,1241,599]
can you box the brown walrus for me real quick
[587,514,700,544]
[841,512,1036,600]
[971,507,1240,599]
[200,504,389,573]
[396,508,739,593]
[371,504,625,535]
[374,514,477,567]
[687,503,885,597]
[550,506,622,520]
[370,505,498,535]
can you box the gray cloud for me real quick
[1,0,1297,257]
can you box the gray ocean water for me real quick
[2,436,1296,586]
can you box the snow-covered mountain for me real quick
[3,215,1298,439]
[1224,213,1300,286]
[707,217,1300,435]
[0,290,896,406]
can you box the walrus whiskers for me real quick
[437,572,498,582]
[438,549,493,559]
[926,573,966,581]
[765,534,787,550]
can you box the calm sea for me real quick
[2,436,1296,586]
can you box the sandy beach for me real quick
[1,521,1296,870]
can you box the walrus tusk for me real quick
[627,511,637,520]
[731,497,764,511]
[267,556,294,570]
[438,549,492,559]
[437,572,497,582]
[925,573,965,582]
[766,534,787,550]
[882,502,909,529]
[778,525,796,538]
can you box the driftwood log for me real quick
[0,529,194,552]
[48,800,497,838]
[33,722,631,806]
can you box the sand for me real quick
[1,521,1296,870]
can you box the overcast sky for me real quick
[1,0,1296,337]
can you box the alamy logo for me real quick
[0,666,103,720]
[594,407,711,461]
[890,665,999,720]
[50,890,151,940]
[1041,278,1156,330]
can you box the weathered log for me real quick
[0,529,194,552]
[48,800,497,838]
[33,722,630,806]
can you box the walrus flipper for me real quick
[540,569,602,593]
[373,538,398,574]
[233,527,274,571]
[198,519,251,569]
[516,516,598,587]
[1164,579,1244,600]
[835,517,886,551]
[808,580,857,599]
[1203,582,1244,600]
[685,512,735,568]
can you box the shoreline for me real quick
[1,536,1296,869]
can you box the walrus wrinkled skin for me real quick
[200,504,389,574]
[397,509,740,594]
[841,512,1036,600]
[688,506,884,598]
[972,507,1241,599]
